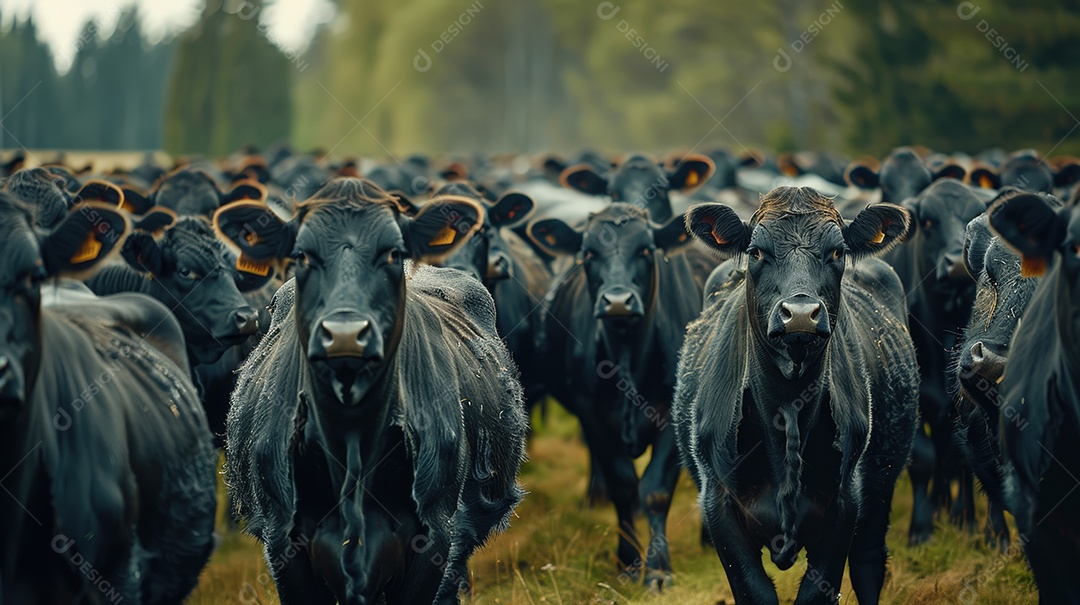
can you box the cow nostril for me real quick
[0,355,8,373]
[809,305,821,321]
[780,306,793,321]
[970,342,985,364]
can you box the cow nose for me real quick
[0,355,21,402]
[940,252,968,280]
[318,318,372,358]
[968,341,1007,381]
[779,299,822,334]
[599,290,640,318]
[486,253,510,280]
[233,307,259,336]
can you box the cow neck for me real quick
[595,252,660,387]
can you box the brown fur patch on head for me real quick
[750,186,843,229]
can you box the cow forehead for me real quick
[583,215,651,248]
[753,213,843,247]
[298,203,401,251]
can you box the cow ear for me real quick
[685,203,749,258]
[119,186,153,214]
[389,191,422,217]
[933,163,967,182]
[844,203,911,257]
[132,206,177,234]
[528,218,582,256]
[214,201,296,262]
[963,214,994,278]
[221,180,268,205]
[738,150,764,168]
[668,155,715,191]
[489,192,534,228]
[121,232,165,275]
[845,163,880,190]
[438,162,469,181]
[653,216,693,250]
[560,164,608,195]
[989,192,1064,277]
[541,156,568,177]
[1053,159,1080,189]
[72,180,124,207]
[969,166,1001,190]
[404,195,483,260]
[41,203,129,279]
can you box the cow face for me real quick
[561,154,714,223]
[530,203,692,323]
[969,150,1080,193]
[958,213,1039,411]
[442,188,534,285]
[121,216,260,366]
[990,190,1080,304]
[214,178,482,406]
[903,179,987,281]
[0,193,127,407]
[687,187,909,379]
[847,147,965,204]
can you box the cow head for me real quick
[957,208,1044,412]
[990,189,1079,299]
[0,192,128,408]
[530,203,692,325]
[847,147,966,204]
[436,183,534,286]
[214,177,482,406]
[969,150,1080,193]
[4,168,124,229]
[902,179,988,282]
[121,215,260,366]
[687,187,909,379]
[152,168,266,216]
[561,154,714,223]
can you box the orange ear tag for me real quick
[428,225,457,247]
[685,170,700,187]
[1020,256,1046,278]
[870,230,885,244]
[71,235,102,264]
[236,254,271,276]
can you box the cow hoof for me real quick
[908,530,932,547]
[644,570,673,593]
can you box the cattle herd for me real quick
[0,144,1078,604]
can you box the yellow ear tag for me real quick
[545,234,557,247]
[236,254,271,276]
[711,229,727,246]
[870,230,886,244]
[118,199,137,213]
[428,225,457,247]
[685,170,700,187]
[1020,255,1046,278]
[979,175,993,188]
[71,234,102,264]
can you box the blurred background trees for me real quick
[0,0,1077,157]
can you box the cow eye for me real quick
[748,248,762,261]
[386,249,403,266]
[832,248,844,261]
[177,266,198,280]
[293,250,310,268]
[583,249,597,262]
[923,219,934,232]
[639,247,651,258]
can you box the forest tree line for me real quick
[0,0,1077,158]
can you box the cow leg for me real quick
[929,419,955,516]
[950,466,977,532]
[796,504,855,605]
[586,453,610,507]
[984,500,1010,553]
[1022,521,1080,604]
[908,428,935,545]
[265,536,335,605]
[849,485,896,605]
[639,426,680,592]
[581,419,643,575]
[700,489,778,605]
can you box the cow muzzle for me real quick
[768,295,831,342]
[594,288,644,320]
[486,251,511,281]
[960,341,1007,384]
[308,313,384,362]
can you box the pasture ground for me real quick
[189,402,1037,604]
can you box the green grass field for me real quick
[188,402,1037,604]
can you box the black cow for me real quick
[675,187,918,605]
[954,194,1056,552]
[0,194,216,604]
[560,153,714,223]
[435,183,552,407]
[4,168,124,229]
[885,178,987,543]
[85,214,264,441]
[847,147,967,204]
[215,178,528,605]
[987,191,1080,603]
[126,167,265,216]
[529,203,705,590]
[969,149,1080,195]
